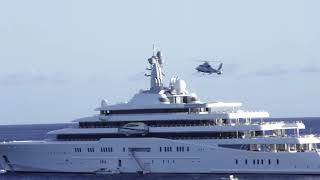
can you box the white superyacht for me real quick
[1,51,320,174]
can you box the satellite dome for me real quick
[174,80,187,94]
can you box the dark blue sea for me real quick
[1,117,320,180]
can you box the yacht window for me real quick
[58,131,254,141]
[277,144,286,152]
[289,144,296,151]
[268,159,271,165]
[245,159,248,165]
[235,159,238,165]
[88,147,94,152]
[126,124,139,127]
[108,108,190,115]
[219,144,249,150]
[183,96,188,103]
[79,119,219,129]
[128,147,151,152]
[100,147,113,153]
[277,159,279,165]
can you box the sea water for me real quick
[0,117,320,180]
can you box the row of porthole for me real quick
[100,160,108,164]
[88,147,95,152]
[235,159,279,165]
[75,146,191,153]
[74,147,114,153]
[160,146,190,152]
[101,147,113,152]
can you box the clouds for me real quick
[0,70,67,86]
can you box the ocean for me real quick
[0,117,320,180]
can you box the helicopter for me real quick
[195,61,223,75]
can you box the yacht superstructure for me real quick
[1,51,320,174]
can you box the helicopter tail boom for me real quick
[218,63,223,71]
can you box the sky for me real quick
[0,0,319,125]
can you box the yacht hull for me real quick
[1,138,320,174]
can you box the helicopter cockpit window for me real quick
[203,62,210,67]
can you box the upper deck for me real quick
[85,51,270,123]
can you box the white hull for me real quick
[1,138,320,174]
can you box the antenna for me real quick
[152,44,156,56]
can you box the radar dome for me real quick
[174,80,187,94]
[101,99,108,107]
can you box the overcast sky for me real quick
[0,0,319,124]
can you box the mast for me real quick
[146,49,164,92]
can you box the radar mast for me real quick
[146,46,164,93]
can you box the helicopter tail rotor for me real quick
[217,63,223,75]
